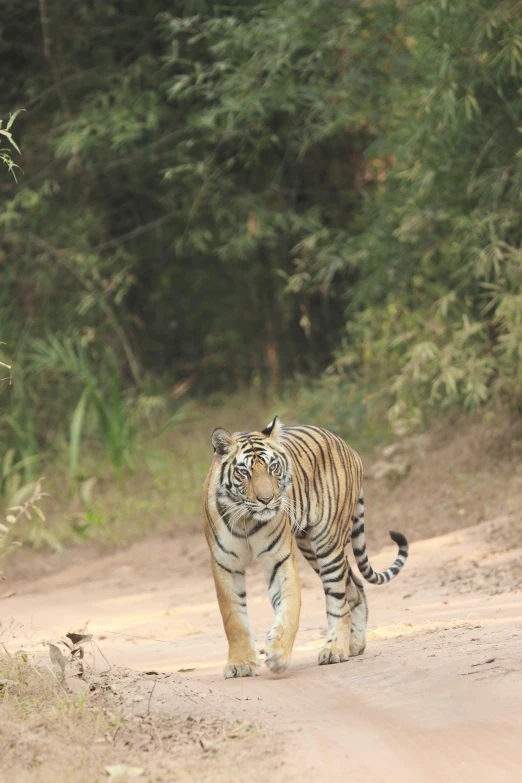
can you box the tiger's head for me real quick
[211,416,292,524]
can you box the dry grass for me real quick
[0,652,276,783]
[1,652,118,783]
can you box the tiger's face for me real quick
[211,417,292,524]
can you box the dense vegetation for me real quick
[1,1,522,521]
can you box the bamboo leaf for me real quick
[70,388,90,477]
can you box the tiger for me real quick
[203,416,408,678]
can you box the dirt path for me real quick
[2,517,522,782]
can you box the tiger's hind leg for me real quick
[297,532,360,664]
[347,565,367,656]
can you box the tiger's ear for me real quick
[211,427,236,457]
[261,415,284,441]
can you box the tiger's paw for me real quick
[223,661,258,679]
[318,639,350,665]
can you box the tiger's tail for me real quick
[351,490,408,585]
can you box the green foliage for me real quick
[248,0,522,421]
[0,477,47,568]
[26,334,154,473]
[328,0,522,418]
[2,0,522,554]
[78,368,136,473]
[0,110,23,180]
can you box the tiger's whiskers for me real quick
[281,495,304,532]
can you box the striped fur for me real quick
[203,417,409,678]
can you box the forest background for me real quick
[2,0,522,555]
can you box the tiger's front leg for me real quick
[210,559,259,679]
[258,533,301,674]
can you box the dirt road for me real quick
[3,516,522,782]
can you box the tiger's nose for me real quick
[257,495,273,505]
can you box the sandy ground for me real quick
[2,516,522,782]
